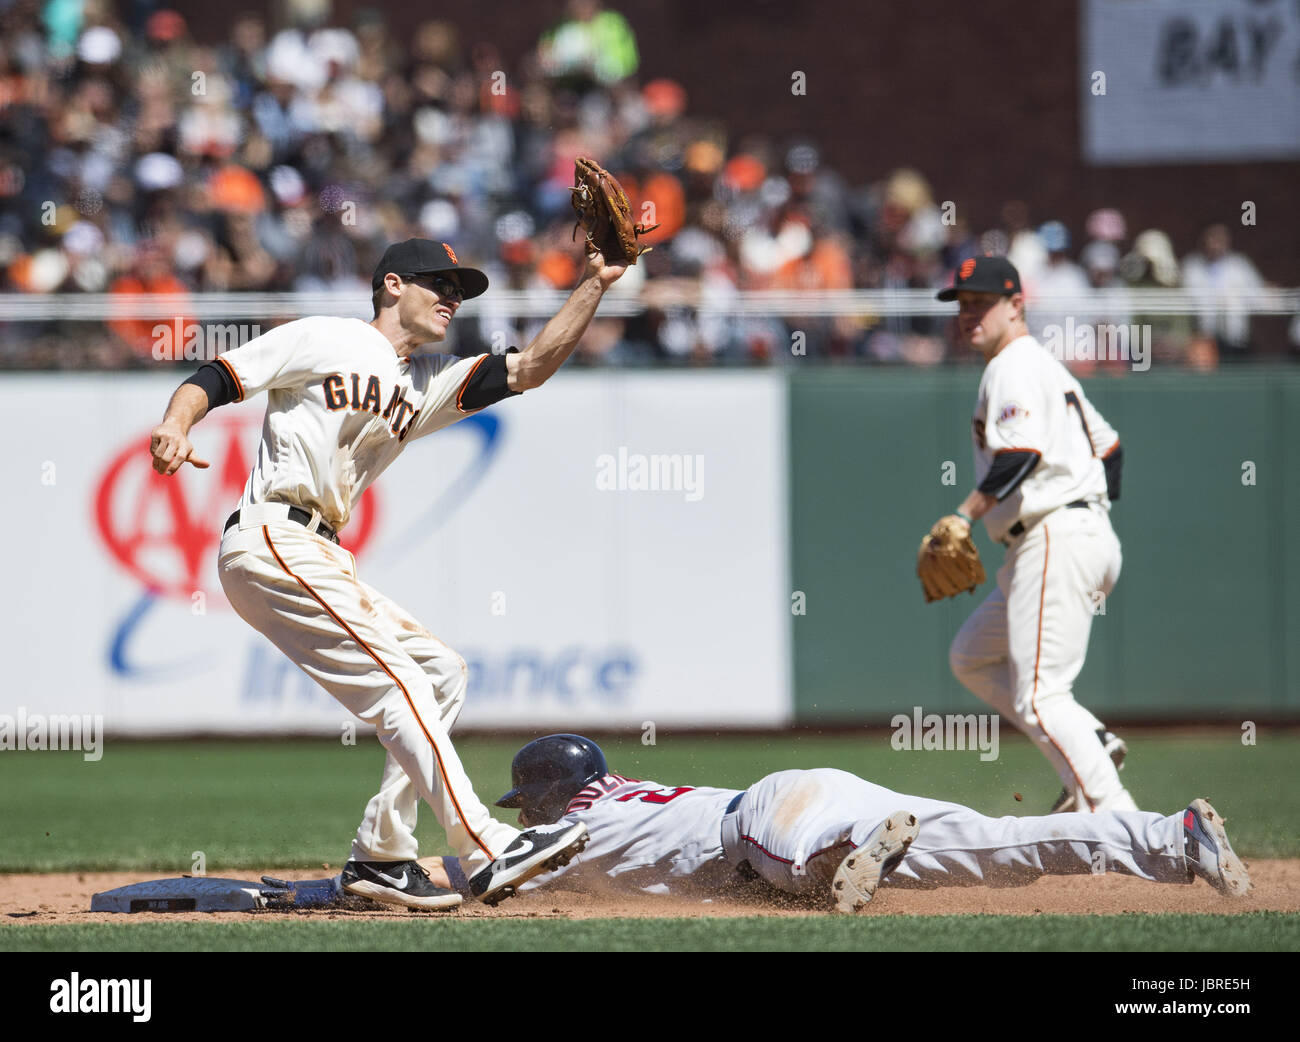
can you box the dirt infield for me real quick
[3,860,1297,925]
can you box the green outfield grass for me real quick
[2,731,1295,952]
[3,913,1296,953]
[1,729,1296,873]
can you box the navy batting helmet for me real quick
[495,734,609,824]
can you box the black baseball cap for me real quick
[371,238,489,299]
[936,255,1022,301]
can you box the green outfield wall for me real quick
[788,367,1299,723]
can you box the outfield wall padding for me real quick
[789,368,1299,722]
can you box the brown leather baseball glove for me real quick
[917,515,986,603]
[570,157,660,264]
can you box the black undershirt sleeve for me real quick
[458,351,521,411]
[1103,443,1123,502]
[978,449,1042,500]
[182,361,238,410]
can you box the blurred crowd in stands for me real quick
[0,0,1288,369]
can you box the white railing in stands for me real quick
[0,288,1296,321]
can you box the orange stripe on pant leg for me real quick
[262,527,496,859]
[1029,527,1095,810]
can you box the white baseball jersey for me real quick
[953,335,1136,814]
[972,334,1119,543]
[492,768,1188,900]
[215,316,492,529]
[523,775,742,896]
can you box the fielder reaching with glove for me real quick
[570,157,659,263]
[148,168,642,911]
[924,255,1136,815]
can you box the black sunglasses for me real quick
[404,273,464,299]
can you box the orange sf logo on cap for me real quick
[443,243,458,264]
[959,258,977,279]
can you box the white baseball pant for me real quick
[218,518,518,876]
[949,504,1137,811]
[721,769,1186,893]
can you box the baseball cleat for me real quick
[470,821,589,906]
[831,810,919,914]
[1048,789,1075,814]
[340,859,462,911]
[1100,729,1128,769]
[1050,729,1128,814]
[1182,799,1251,898]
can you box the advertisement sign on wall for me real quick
[4,371,790,734]
[1082,0,1300,163]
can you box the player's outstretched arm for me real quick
[149,383,211,476]
[505,250,627,391]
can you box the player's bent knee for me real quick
[1009,691,1043,727]
[948,634,981,684]
[948,642,965,682]
[439,670,468,716]
[375,689,451,747]
[355,670,441,727]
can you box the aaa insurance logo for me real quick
[93,414,379,679]
[92,410,503,681]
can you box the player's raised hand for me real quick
[150,423,210,476]
[583,249,628,290]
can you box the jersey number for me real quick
[615,786,695,805]
[1063,392,1096,457]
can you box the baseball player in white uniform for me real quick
[934,255,1135,814]
[424,735,1250,906]
[148,238,630,910]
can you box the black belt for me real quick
[224,507,340,545]
[724,791,746,815]
[1005,500,1090,539]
